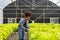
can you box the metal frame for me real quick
[3,0,60,23]
[3,17,60,19]
[0,0,60,8]
[36,0,44,5]
[7,5,59,7]
[24,0,32,4]
[4,13,60,14]
[4,8,60,10]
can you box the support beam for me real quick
[4,8,60,10]
[32,0,35,5]
[36,0,44,5]
[25,0,32,4]
[36,0,48,5]
[4,13,60,14]
[7,5,58,7]
[32,0,35,9]
[43,9,45,23]
[19,0,31,8]
[21,9,23,18]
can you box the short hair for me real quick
[24,11,32,17]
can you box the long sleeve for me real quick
[18,18,25,28]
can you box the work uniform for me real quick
[18,18,28,40]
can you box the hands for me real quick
[24,27,30,30]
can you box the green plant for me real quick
[0,23,60,40]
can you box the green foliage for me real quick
[29,23,60,40]
[0,24,18,40]
[0,23,60,40]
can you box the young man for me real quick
[18,11,32,40]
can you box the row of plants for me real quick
[0,23,60,40]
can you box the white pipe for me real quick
[32,20,34,23]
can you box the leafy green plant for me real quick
[0,23,60,40]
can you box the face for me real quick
[25,16,30,20]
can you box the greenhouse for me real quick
[0,0,60,24]
[0,0,60,40]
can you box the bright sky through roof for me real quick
[0,0,60,9]
[49,0,60,6]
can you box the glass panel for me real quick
[12,18,16,23]
[50,18,59,23]
[8,18,16,23]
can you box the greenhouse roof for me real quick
[0,0,60,9]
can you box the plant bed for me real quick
[0,23,60,40]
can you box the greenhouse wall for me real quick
[0,8,3,24]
